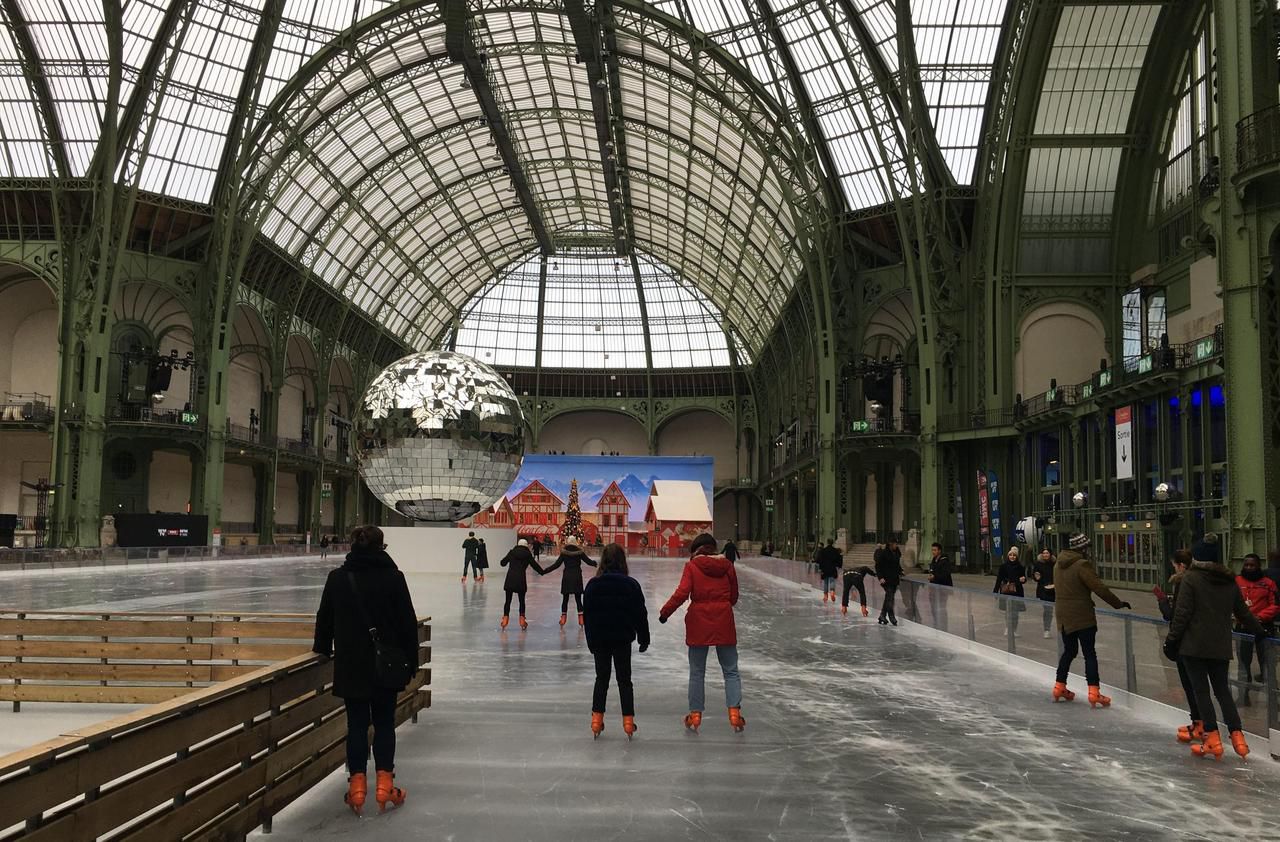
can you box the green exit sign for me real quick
[181,411,200,425]
[1098,370,1112,388]
[1195,338,1215,360]
[1082,384,1093,399]
[1137,355,1153,374]
[851,420,871,433]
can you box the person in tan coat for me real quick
[1051,532,1130,707]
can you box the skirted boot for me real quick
[578,612,585,627]
[1051,682,1076,702]
[1087,685,1110,708]
[591,711,605,738]
[375,770,406,812]
[559,613,567,626]
[683,711,702,732]
[728,707,746,732]
[1229,730,1250,758]
[344,773,367,816]
[622,715,637,740]
[1177,720,1204,743]
[1191,730,1224,760]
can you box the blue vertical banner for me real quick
[987,470,1004,558]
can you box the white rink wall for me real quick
[381,525,518,574]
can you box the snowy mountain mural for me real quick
[504,456,713,513]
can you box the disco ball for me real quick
[1155,482,1172,502]
[1072,491,1087,509]
[355,351,525,521]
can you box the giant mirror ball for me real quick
[354,350,526,522]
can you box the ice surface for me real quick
[2,555,1277,840]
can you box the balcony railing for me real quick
[226,422,275,448]
[1238,104,1280,173]
[0,393,54,425]
[109,403,206,429]
[844,414,919,436]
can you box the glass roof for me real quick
[453,248,737,370]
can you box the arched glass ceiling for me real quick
[453,248,738,369]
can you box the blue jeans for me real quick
[822,576,836,594]
[688,645,742,711]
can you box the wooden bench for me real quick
[0,611,322,709]
[0,616,431,840]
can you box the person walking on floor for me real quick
[1158,549,1204,743]
[815,539,843,603]
[462,532,480,582]
[874,539,903,625]
[1163,535,1267,759]
[841,565,874,617]
[313,525,417,816]
[541,535,597,627]
[583,544,650,739]
[475,538,489,583]
[659,533,746,733]
[926,542,953,629]
[1234,552,1278,707]
[1052,531,1130,707]
[994,547,1028,636]
[1031,548,1056,638]
[722,540,739,564]
[320,534,331,561]
[499,539,547,629]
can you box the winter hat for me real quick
[517,539,528,547]
[1191,533,1219,564]
[689,533,717,556]
[1068,531,1090,552]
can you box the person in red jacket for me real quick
[1235,553,1278,706]
[659,533,745,733]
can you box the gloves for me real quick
[1162,637,1179,662]
[658,614,668,624]
[638,642,649,653]
[1119,602,1132,610]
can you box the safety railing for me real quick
[0,543,349,571]
[1238,104,1280,173]
[741,557,1278,755]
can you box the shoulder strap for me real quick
[345,571,381,642]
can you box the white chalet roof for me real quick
[647,481,712,522]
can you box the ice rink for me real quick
[3,554,1278,840]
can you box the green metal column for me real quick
[1205,0,1280,555]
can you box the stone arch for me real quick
[655,410,737,485]
[108,283,197,413]
[538,409,648,455]
[1015,301,1108,397]
[0,266,59,401]
[227,304,271,430]
[278,335,320,441]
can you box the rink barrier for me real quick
[0,616,431,841]
[0,545,350,572]
[0,612,321,710]
[739,557,1280,759]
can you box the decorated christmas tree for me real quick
[561,478,583,541]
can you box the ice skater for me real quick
[994,546,1027,636]
[1163,535,1266,759]
[1052,532,1130,707]
[541,535,597,626]
[475,538,489,583]
[841,565,874,616]
[583,543,650,739]
[462,532,480,582]
[1158,549,1204,743]
[1031,547,1056,638]
[815,539,843,603]
[874,539,902,625]
[499,539,547,629]
[659,533,745,732]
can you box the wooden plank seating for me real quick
[0,611,321,709]
[0,616,432,841]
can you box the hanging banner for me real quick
[988,471,1005,558]
[954,478,967,564]
[1115,405,1134,480]
[976,471,991,553]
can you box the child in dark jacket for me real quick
[583,543,650,739]
[815,540,844,603]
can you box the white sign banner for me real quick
[1115,405,1134,480]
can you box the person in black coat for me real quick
[475,538,489,582]
[583,543,650,737]
[500,539,547,629]
[841,565,874,617]
[541,536,597,627]
[722,540,739,564]
[313,525,418,814]
[993,547,1027,635]
[815,540,843,603]
[461,532,480,582]
[1031,548,1056,638]
[926,543,953,629]
[874,540,903,625]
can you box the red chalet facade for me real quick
[509,480,564,538]
[593,481,632,546]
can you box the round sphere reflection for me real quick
[355,351,525,521]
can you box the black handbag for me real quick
[346,571,415,689]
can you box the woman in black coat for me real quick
[993,547,1027,634]
[500,539,547,629]
[313,525,418,815]
[583,543,650,738]
[475,538,489,582]
[540,537,597,627]
[1031,548,1056,638]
